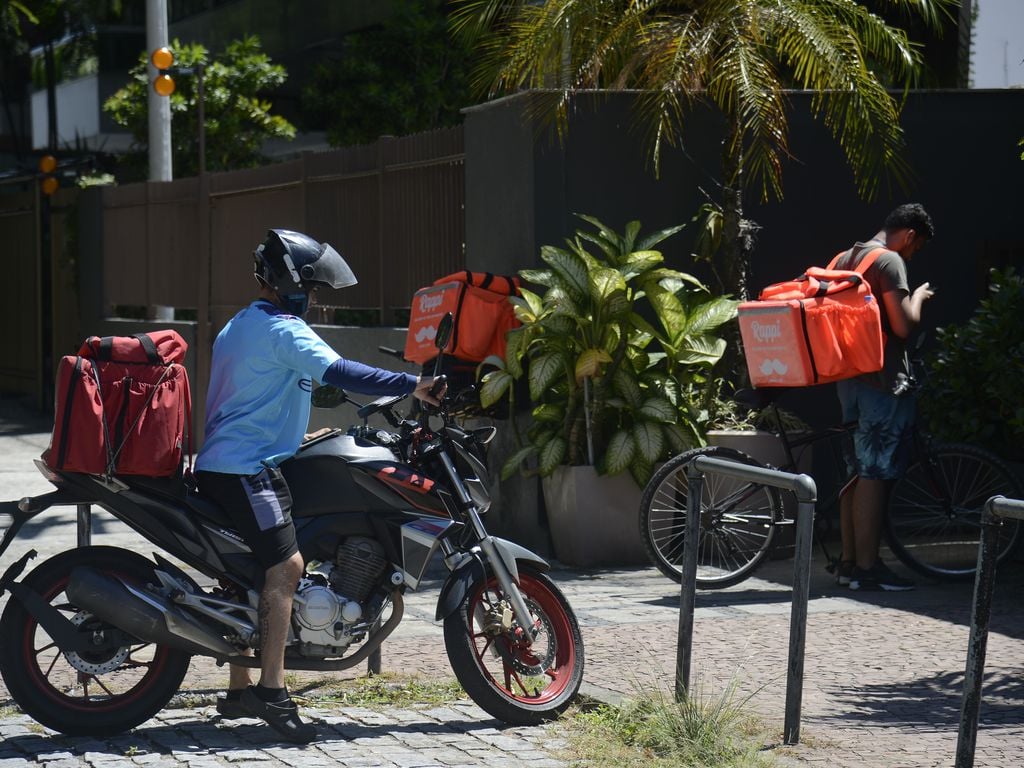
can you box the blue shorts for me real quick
[836,378,915,481]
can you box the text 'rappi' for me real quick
[419,292,444,312]
[750,321,781,343]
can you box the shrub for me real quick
[920,267,1024,462]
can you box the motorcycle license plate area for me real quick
[400,518,454,589]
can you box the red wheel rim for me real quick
[21,571,173,712]
[464,573,577,705]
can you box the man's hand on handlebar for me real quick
[413,375,447,407]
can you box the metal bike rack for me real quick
[675,454,817,745]
[955,495,1024,768]
[77,504,92,547]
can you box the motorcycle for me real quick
[0,313,584,737]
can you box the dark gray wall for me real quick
[463,89,1024,551]
[465,88,1024,423]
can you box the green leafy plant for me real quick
[920,267,1024,462]
[103,35,295,178]
[479,216,738,487]
[301,0,473,147]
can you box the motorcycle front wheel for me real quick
[443,564,584,725]
[0,546,192,736]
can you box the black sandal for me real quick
[240,686,316,744]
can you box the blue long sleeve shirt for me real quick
[197,300,416,474]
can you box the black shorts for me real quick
[196,467,298,568]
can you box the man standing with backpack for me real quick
[832,204,935,591]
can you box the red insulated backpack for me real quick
[44,330,192,477]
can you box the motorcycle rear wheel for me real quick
[443,564,584,725]
[0,546,192,736]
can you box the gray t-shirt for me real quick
[833,240,910,389]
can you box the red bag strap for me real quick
[183,368,194,473]
[432,270,520,295]
[827,245,886,273]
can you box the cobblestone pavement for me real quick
[2,397,1023,766]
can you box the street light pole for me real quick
[145,0,172,181]
[197,63,205,176]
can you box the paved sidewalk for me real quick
[2,396,1023,767]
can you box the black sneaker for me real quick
[834,560,855,587]
[240,686,317,744]
[215,689,250,719]
[849,561,915,592]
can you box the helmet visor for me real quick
[299,243,358,290]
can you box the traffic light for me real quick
[38,154,58,196]
[151,46,176,96]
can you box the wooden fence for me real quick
[0,127,466,407]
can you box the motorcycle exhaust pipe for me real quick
[66,566,236,657]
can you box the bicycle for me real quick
[639,379,1024,589]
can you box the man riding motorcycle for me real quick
[196,229,442,742]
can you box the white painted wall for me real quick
[972,0,1024,88]
[31,74,100,149]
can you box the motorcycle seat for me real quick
[183,491,234,528]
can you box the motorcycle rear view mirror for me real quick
[311,384,347,409]
[435,312,454,352]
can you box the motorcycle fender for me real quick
[434,537,549,621]
[0,551,93,652]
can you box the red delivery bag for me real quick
[737,247,885,387]
[404,271,521,365]
[44,330,192,476]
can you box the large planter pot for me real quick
[541,465,649,568]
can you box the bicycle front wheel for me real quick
[886,443,1024,581]
[639,446,782,589]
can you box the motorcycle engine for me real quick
[293,537,389,655]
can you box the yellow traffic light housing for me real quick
[151,47,176,96]
[38,154,58,196]
[154,74,176,96]
[151,46,174,70]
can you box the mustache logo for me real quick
[759,359,788,376]
[415,325,438,343]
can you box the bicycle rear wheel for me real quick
[886,442,1024,581]
[639,446,782,589]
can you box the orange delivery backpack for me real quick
[404,271,521,365]
[43,330,192,477]
[737,246,886,387]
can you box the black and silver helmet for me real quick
[254,229,357,315]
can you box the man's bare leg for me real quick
[852,478,889,570]
[257,551,304,690]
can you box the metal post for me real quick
[784,482,817,745]
[956,501,1002,767]
[674,455,817,743]
[76,504,92,547]
[674,460,703,700]
[367,618,382,675]
[146,0,172,181]
[197,63,206,177]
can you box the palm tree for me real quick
[451,0,956,300]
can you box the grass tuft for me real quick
[291,673,465,709]
[563,683,776,768]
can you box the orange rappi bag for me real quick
[737,248,885,387]
[404,271,521,365]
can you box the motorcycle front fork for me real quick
[437,452,537,640]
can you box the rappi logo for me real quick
[750,320,781,343]
[419,292,444,313]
